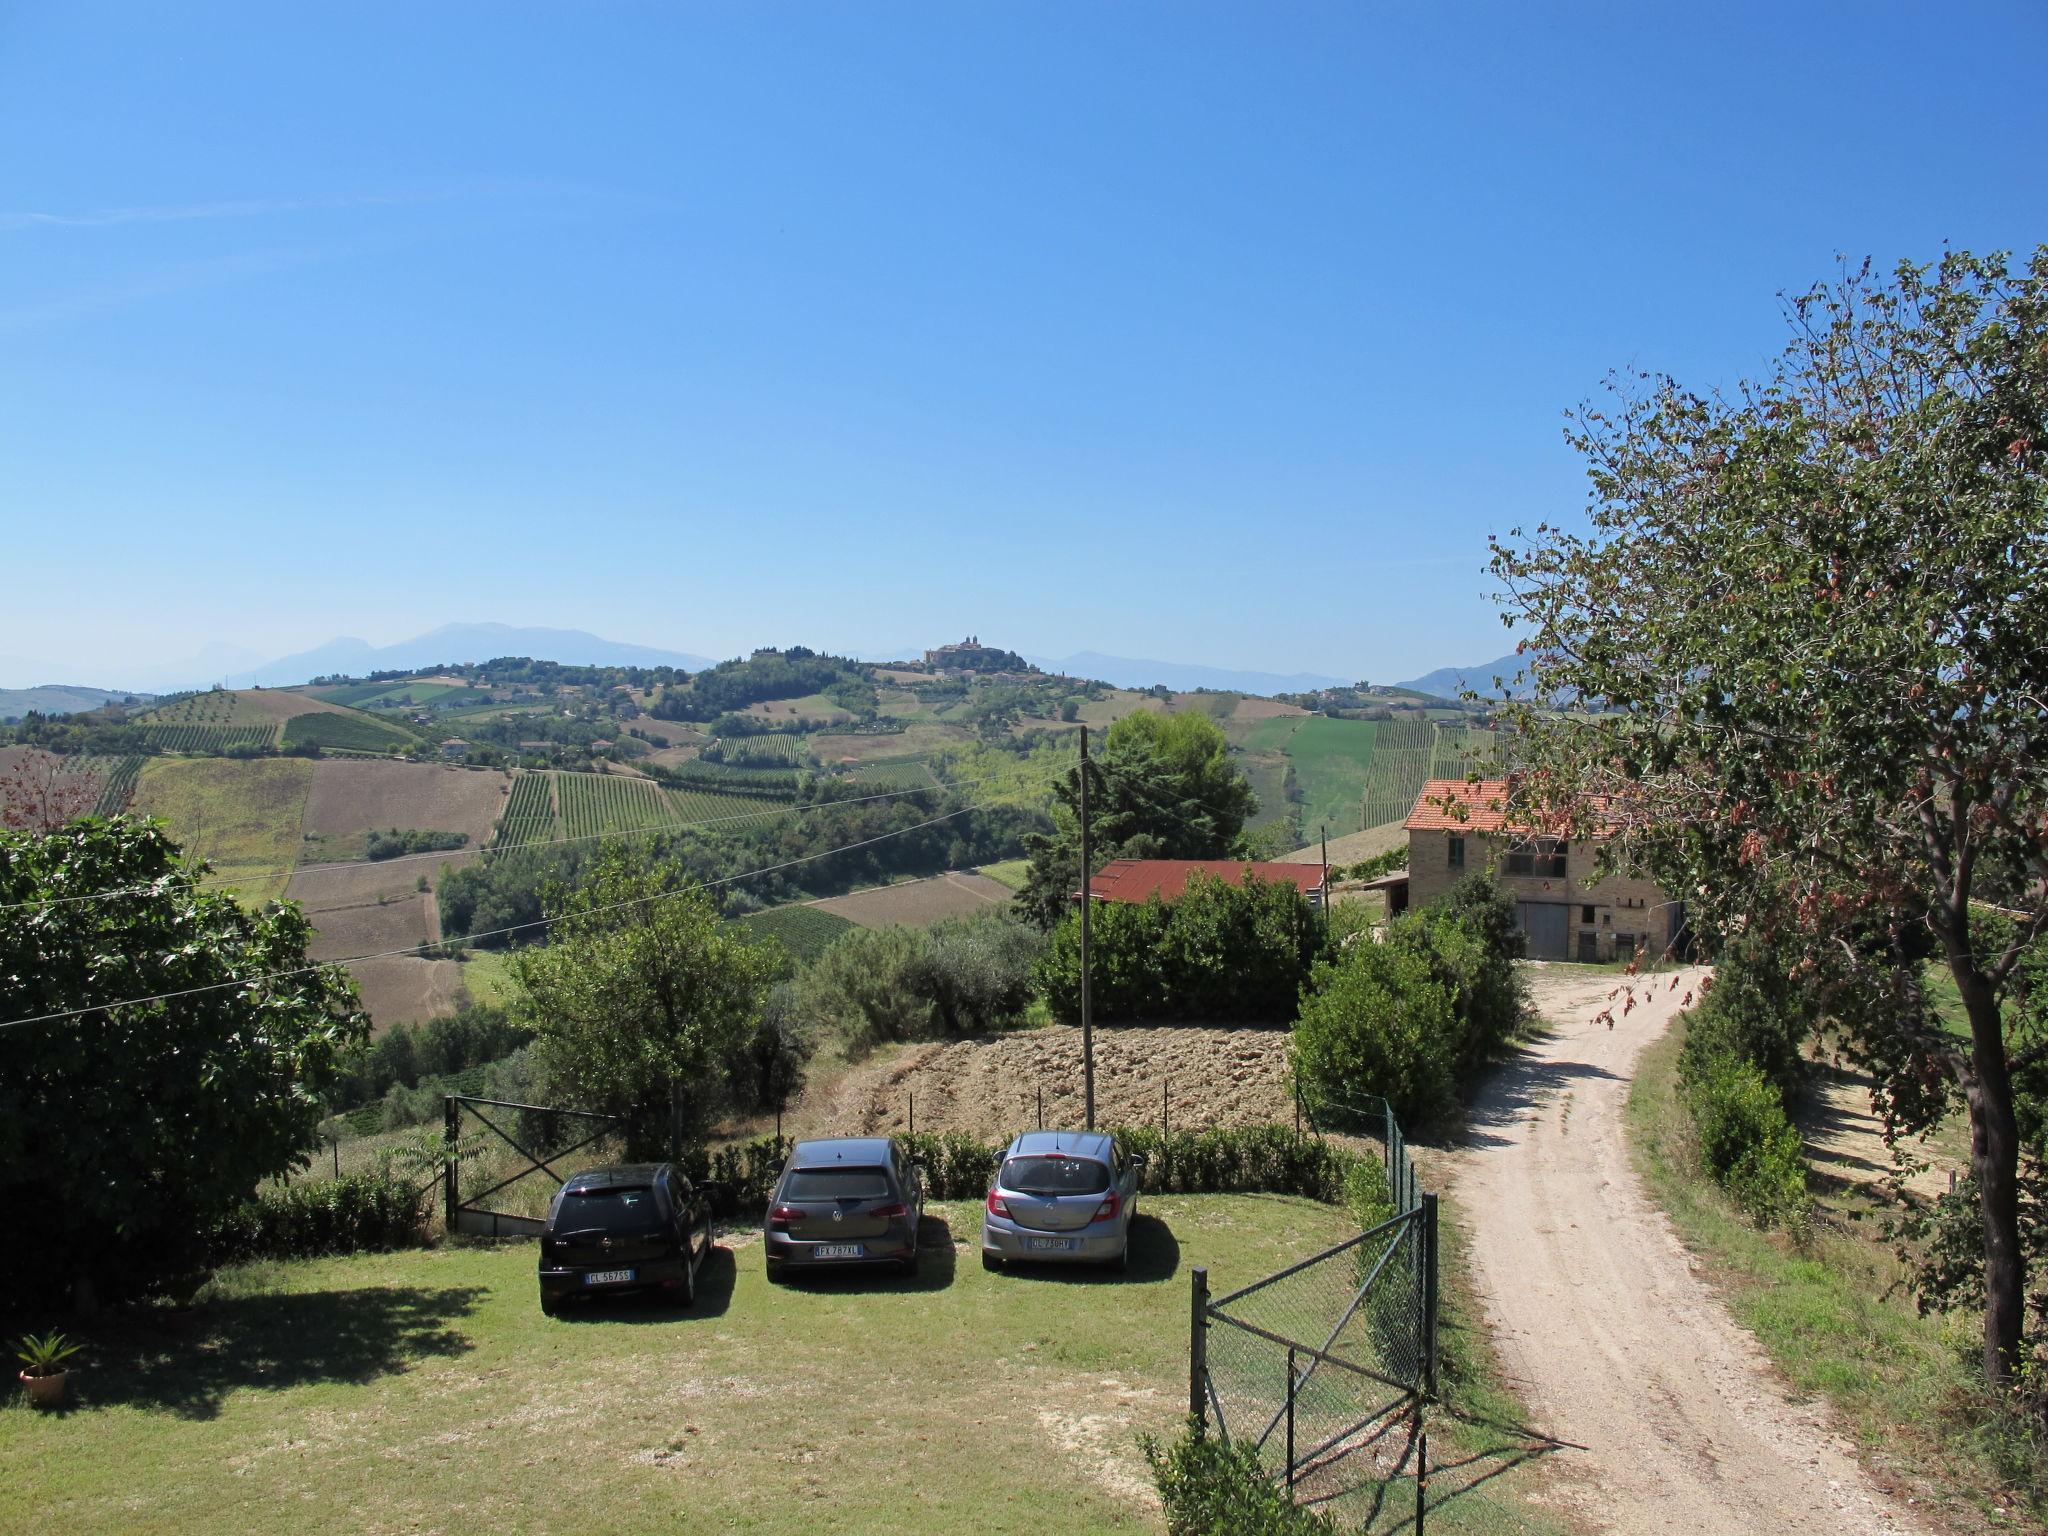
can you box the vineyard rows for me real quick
[848,755,937,790]
[493,773,558,847]
[134,723,278,754]
[492,770,792,851]
[1357,720,1496,829]
[93,756,143,816]
[1358,719,1436,829]
[699,733,807,767]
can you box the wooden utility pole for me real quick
[1321,824,1330,937]
[1079,725,1095,1131]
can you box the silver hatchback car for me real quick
[981,1130,1144,1272]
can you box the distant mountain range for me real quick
[1021,651,1352,696]
[1390,652,1532,700]
[218,624,717,688]
[0,684,155,722]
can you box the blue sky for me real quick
[3,1,2043,688]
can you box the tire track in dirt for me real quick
[1453,965,1934,1536]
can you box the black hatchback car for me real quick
[764,1137,923,1280]
[539,1163,711,1315]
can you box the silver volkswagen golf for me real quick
[980,1130,1143,1272]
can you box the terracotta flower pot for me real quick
[19,1369,66,1409]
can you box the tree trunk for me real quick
[1951,950,2025,1387]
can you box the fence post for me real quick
[1422,1191,1440,1400]
[443,1096,459,1231]
[1037,1084,1043,1129]
[1293,1081,1301,1136]
[910,1093,915,1137]
[1189,1266,1209,1432]
[1285,1345,1297,1501]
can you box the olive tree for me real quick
[1490,249,2047,1389]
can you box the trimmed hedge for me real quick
[1144,1423,1339,1534]
[212,1174,427,1263]
[686,1123,1388,1218]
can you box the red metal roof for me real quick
[1079,859,1329,904]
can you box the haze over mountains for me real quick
[3,619,1528,707]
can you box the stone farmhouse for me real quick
[1391,777,1686,962]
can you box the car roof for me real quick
[1003,1130,1114,1161]
[786,1137,896,1168]
[562,1163,668,1191]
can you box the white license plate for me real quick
[813,1243,864,1260]
[583,1268,635,1286]
[1025,1237,1074,1252]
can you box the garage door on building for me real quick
[1516,901,1570,960]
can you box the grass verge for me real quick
[1627,1014,2040,1531]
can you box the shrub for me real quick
[1039,874,1325,1024]
[1143,1423,1339,1535]
[1683,1053,1809,1228]
[1292,938,1460,1129]
[211,1174,426,1263]
[1678,931,1814,1100]
[794,913,1042,1053]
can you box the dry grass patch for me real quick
[299,760,508,859]
[810,871,1012,929]
[129,756,312,903]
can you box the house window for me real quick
[1581,904,1596,923]
[1447,836,1465,869]
[1507,839,1567,879]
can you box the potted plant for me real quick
[16,1331,82,1409]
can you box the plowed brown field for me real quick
[810,871,1011,927]
[782,1024,1293,1140]
[300,759,508,854]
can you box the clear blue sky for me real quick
[3,1,2043,688]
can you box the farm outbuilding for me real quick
[1400,778,1685,961]
[1077,858,1330,908]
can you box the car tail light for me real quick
[986,1188,1011,1218]
[1091,1191,1122,1224]
[769,1205,802,1228]
[871,1203,908,1221]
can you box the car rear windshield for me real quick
[782,1167,891,1201]
[1001,1155,1111,1196]
[554,1186,658,1233]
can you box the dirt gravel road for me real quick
[1455,964,1933,1536]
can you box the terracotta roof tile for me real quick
[1078,859,1329,904]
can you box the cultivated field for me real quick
[810,871,1012,928]
[736,903,857,963]
[298,759,508,860]
[811,723,971,762]
[0,747,139,818]
[740,693,852,723]
[0,1198,1355,1536]
[784,1023,1293,1142]
[338,953,470,1032]
[1284,716,1381,837]
[129,757,312,903]
[492,771,795,851]
[1230,696,1307,721]
[1284,820,1407,866]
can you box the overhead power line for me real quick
[0,800,1011,1032]
[0,766,1055,916]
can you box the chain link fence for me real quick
[1192,1091,1440,1530]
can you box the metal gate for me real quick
[1516,900,1570,960]
[1190,1120,1440,1528]
[443,1094,625,1238]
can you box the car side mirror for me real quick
[1131,1154,1148,1168]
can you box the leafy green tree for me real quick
[1291,935,1459,1129]
[0,818,366,1310]
[509,846,780,1156]
[1490,248,2048,1388]
[1017,710,1259,928]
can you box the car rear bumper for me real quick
[763,1232,916,1269]
[980,1214,1126,1263]
[540,1254,690,1302]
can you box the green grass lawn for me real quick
[1,1195,1563,1535]
[1628,1015,2043,1526]
[0,1199,1326,1535]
